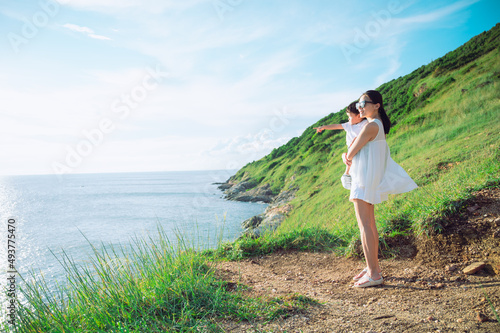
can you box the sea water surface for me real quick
[0,170,266,310]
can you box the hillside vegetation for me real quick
[221,23,500,256]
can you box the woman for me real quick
[343,90,418,288]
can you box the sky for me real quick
[0,0,498,176]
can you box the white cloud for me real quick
[205,132,292,169]
[62,23,111,40]
[208,133,290,157]
[63,23,93,34]
[372,38,404,86]
[394,0,480,25]
[375,57,402,87]
[87,34,111,40]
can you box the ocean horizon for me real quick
[0,169,267,307]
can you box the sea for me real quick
[0,170,267,313]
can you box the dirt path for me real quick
[215,251,499,332]
[213,188,500,332]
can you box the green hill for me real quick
[220,23,500,256]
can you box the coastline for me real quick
[216,177,298,238]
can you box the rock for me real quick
[463,262,486,275]
[215,182,233,190]
[446,264,458,272]
[476,312,488,322]
[242,215,263,229]
[414,83,427,97]
[222,179,253,195]
[223,180,276,203]
[467,204,480,212]
[232,183,274,203]
[272,188,297,205]
[238,187,298,238]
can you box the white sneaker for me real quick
[341,174,351,190]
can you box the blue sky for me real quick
[0,0,498,175]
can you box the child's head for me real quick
[346,101,364,124]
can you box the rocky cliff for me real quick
[216,178,297,237]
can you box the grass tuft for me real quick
[4,225,317,332]
[481,285,500,324]
[205,227,345,260]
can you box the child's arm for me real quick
[314,124,343,133]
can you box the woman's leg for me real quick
[353,199,381,285]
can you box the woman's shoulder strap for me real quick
[372,119,385,139]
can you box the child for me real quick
[314,102,367,189]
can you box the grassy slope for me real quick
[224,23,500,255]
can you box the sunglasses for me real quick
[356,100,375,109]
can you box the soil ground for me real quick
[212,187,500,332]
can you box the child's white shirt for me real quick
[341,119,368,146]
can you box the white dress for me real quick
[349,119,418,205]
[342,119,368,146]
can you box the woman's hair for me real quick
[346,101,360,115]
[362,90,391,134]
